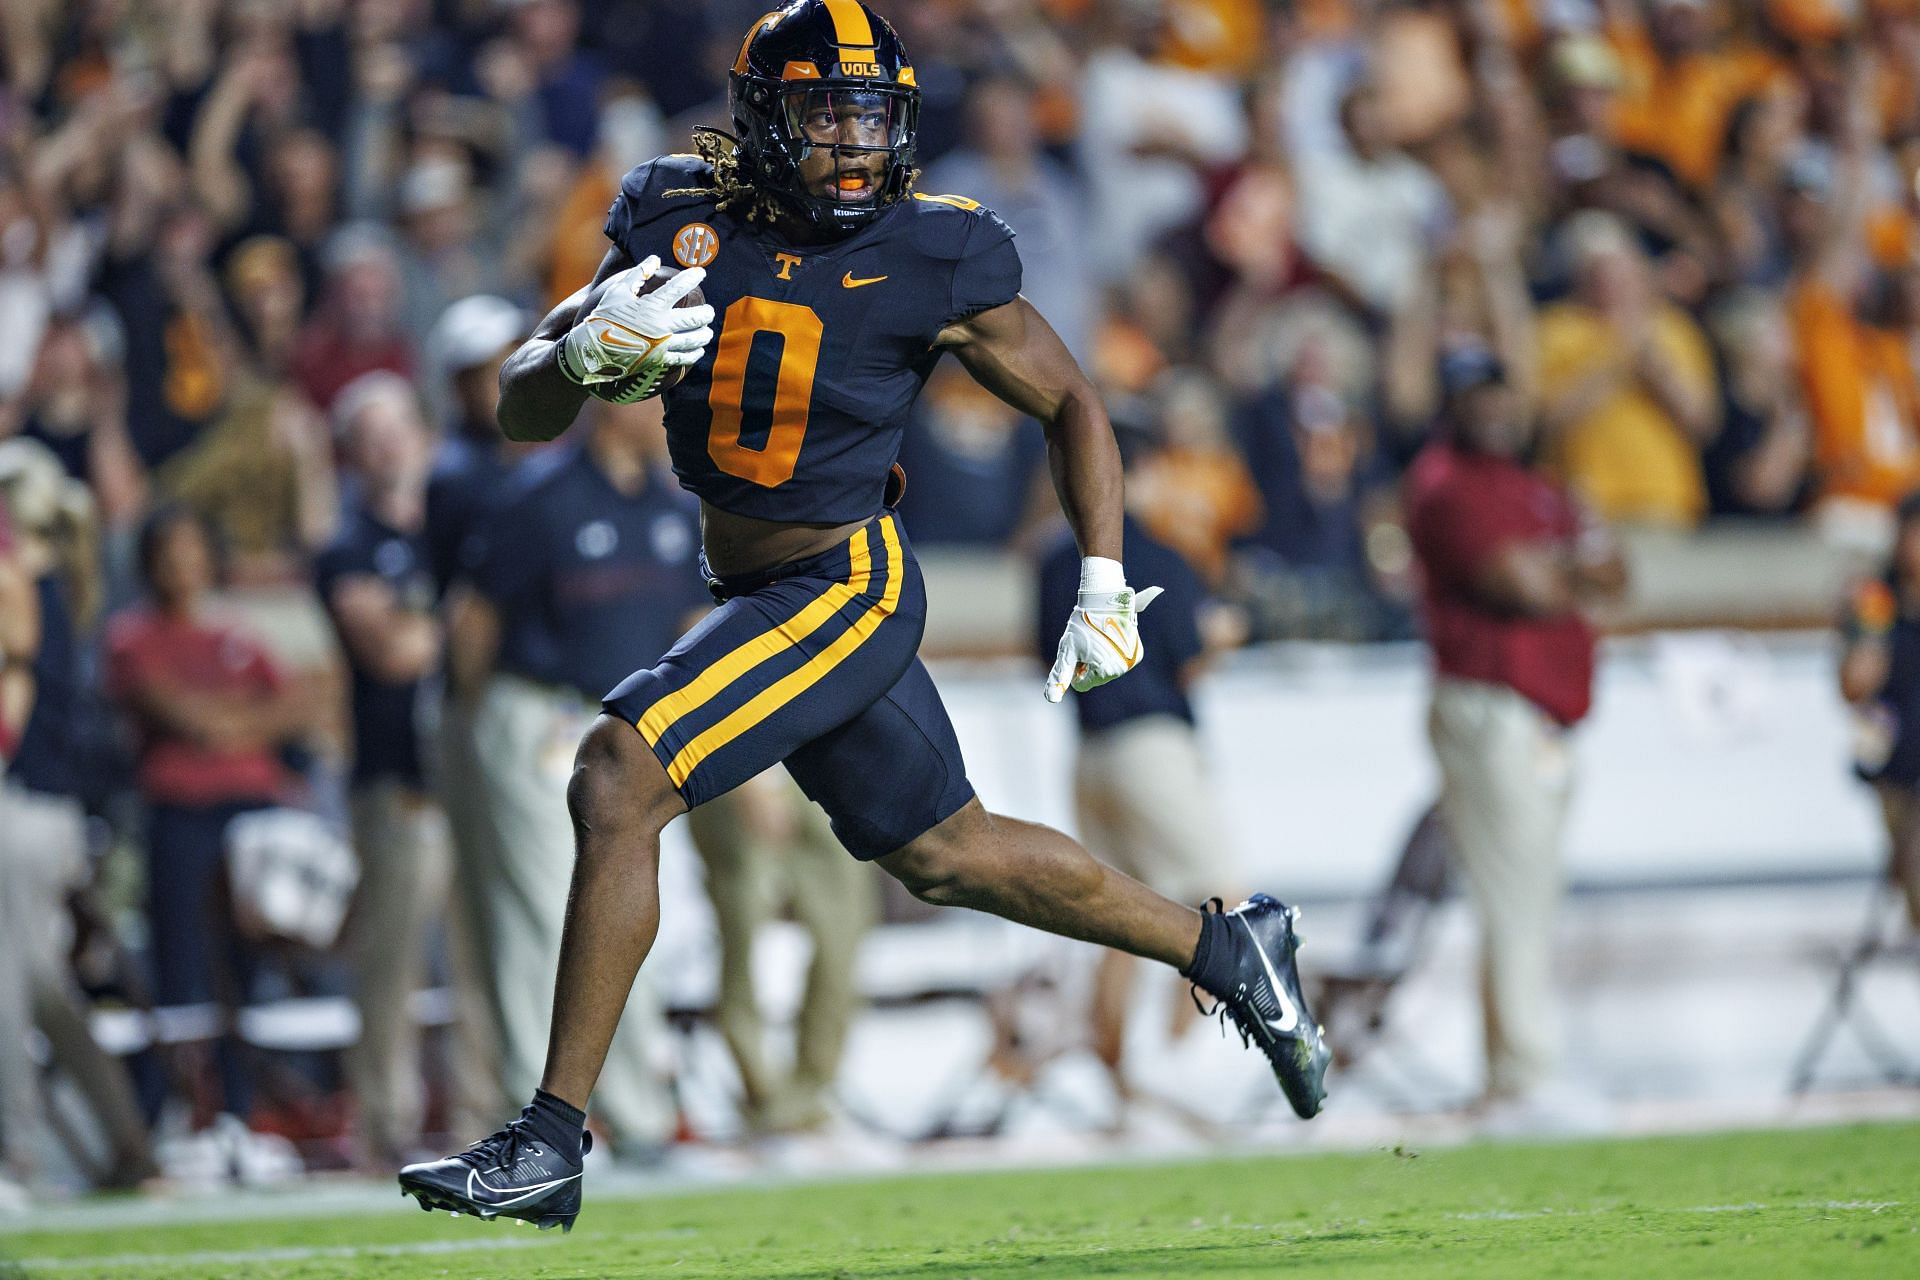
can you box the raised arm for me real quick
[938,296,1123,562]
[1811,48,1880,295]
[188,51,265,232]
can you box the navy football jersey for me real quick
[603,155,1022,524]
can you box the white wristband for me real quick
[1078,556,1126,596]
[555,332,589,385]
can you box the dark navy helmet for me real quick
[728,1,920,236]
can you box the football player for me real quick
[401,0,1327,1229]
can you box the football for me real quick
[577,264,707,402]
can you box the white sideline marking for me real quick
[7,1228,697,1272]
[6,1200,1906,1270]
[1447,1199,1905,1223]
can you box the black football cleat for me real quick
[1191,894,1331,1119]
[398,1121,591,1232]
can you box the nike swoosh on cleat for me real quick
[465,1168,580,1207]
[841,271,887,288]
[1238,914,1301,1034]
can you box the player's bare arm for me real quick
[498,245,715,442]
[938,296,1124,564]
[496,247,630,443]
[938,295,1164,701]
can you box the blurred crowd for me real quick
[5,0,1920,1190]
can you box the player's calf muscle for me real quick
[882,804,1098,911]
[879,804,991,905]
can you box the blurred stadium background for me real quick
[0,0,1917,1262]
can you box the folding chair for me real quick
[1305,801,1472,1111]
[1787,856,1920,1094]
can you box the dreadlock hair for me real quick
[663,127,918,227]
[663,129,785,224]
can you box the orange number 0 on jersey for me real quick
[706,296,823,488]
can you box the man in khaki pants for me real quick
[1405,348,1625,1130]
[1035,433,1236,1108]
[451,402,709,1151]
[320,375,495,1161]
[686,776,873,1135]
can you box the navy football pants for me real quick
[603,513,976,859]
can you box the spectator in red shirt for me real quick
[1406,346,1627,1133]
[106,506,305,1132]
[288,226,415,413]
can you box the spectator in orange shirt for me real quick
[1608,0,1784,190]
[1128,369,1263,587]
[1782,57,1920,532]
[542,95,666,309]
[1158,0,1267,78]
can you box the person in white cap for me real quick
[423,295,532,594]
[421,295,536,1140]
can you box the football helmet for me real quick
[728,0,920,236]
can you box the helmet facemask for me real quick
[732,78,920,235]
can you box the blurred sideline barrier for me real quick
[940,630,1881,902]
[1608,525,1867,633]
[84,631,1892,1117]
[918,525,1864,658]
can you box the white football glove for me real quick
[1043,556,1164,703]
[558,254,715,401]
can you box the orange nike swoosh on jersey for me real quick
[842,271,888,288]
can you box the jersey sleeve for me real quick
[603,155,714,259]
[945,207,1022,327]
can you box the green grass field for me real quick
[2,1122,1915,1279]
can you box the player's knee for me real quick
[568,715,683,841]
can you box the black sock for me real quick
[1180,908,1238,994]
[523,1089,586,1159]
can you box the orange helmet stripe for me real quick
[821,0,878,74]
[732,10,780,74]
[821,0,876,48]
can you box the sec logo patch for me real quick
[673,222,719,269]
